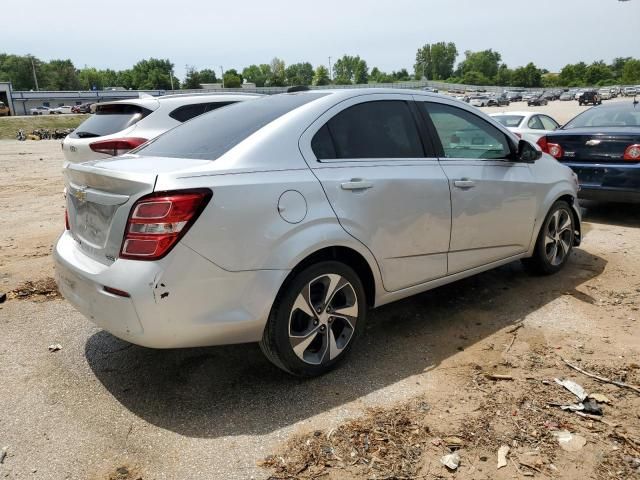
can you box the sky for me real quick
[3,0,640,80]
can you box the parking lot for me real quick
[0,98,639,480]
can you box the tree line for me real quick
[2,45,640,92]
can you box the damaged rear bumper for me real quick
[54,231,289,348]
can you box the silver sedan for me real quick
[54,88,581,376]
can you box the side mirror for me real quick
[517,139,542,163]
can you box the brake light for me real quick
[547,143,563,159]
[65,208,70,230]
[120,189,212,261]
[623,144,640,161]
[536,136,563,159]
[89,137,148,156]
[536,136,548,152]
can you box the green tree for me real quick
[223,69,242,88]
[511,63,542,88]
[584,61,612,85]
[415,42,458,80]
[462,70,490,86]
[621,59,640,84]
[269,57,286,86]
[333,55,368,84]
[313,65,330,86]
[183,65,202,89]
[285,62,314,86]
[242,64,270,87]
[610,57,632,81]
[0,54,38,90]
[129,58,178,89]
[495,64,513,86]
[457,49,502,83]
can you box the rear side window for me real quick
[492,115,524,128]
[137,93,327,160]
[70,104,151,139]
[539,115,559,130]
[168,101,236,122]
[527,116,545,130]
[312,100,424,160]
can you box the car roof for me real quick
[489,111,537,117]
[96,92,263,110]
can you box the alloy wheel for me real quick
[544,208,573,266]
[288,274,358,365]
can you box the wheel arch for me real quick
[528,190,582,255]
[280,246,377,308]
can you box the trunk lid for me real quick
[547,128,640,163]
[64,155,211,264]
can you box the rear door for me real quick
[299,94,451,292]
[418,99,537,274]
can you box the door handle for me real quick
[341,179,374,191]
[453,179,476,189]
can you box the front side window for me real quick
[423,102,511,160]
[312,100,424,160]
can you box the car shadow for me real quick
[581,200,640,228]
[86,248,605,439]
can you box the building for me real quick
[0,82,16,116]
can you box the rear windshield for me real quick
[563,105,640,128]
[70,103,152,139]
[137,93,327,160]
[492,115,524,127]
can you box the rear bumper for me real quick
[563,162,640,204]
[54,231,289,348]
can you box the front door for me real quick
[418,100,537,274]
[299,95,451,292]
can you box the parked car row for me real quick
[55,88,585,376]
[29,104,94,115]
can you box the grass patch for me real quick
[0,114,88,139]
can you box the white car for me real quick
[30,106,52,115]
[51,105,74,114]
[490,111,561,144]
[623,86,637,97]
[54,89,581,376]
[469,95,490,107]
[62,93,261,164]
[598,89,611,100]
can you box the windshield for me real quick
[70,103,152,138]
[137,93,328,160]
[492,115,524,128]
[564,105,640,128]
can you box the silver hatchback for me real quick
[54,89,581,376]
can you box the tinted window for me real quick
[563,105,640,128]
[138,93,327,160]
[313,100,423,160]
[168,101,236,122]
[527,115,545,129]
[311,124,336,160]
[539,115,559,130]
[423,102,510,160]
[493,115,524,128]
[70,103,152,138]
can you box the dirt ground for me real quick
[0,133,639,480]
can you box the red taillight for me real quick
[547,143,563,159]
[536,136,548,152]
[103,286,130,298]
[623,144,640,161]
[89,137,148,156]
[120,189,212,261]
[536,136,563,159]
[65,208,70,230]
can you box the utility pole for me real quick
[328,56,332,81]
[30,56,39,91]
[169,68,175,91]
[220,66,224,88]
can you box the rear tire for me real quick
[522,200,575,275]
[260,261,367,377]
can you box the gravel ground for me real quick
[0,110,639,480]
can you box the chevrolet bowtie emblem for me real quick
[586,139,601,146]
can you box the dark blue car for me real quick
[537,101,640,203]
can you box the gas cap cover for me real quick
[277,190,307,224]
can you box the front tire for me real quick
[522,201,575,275]
[260,261,367,377]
